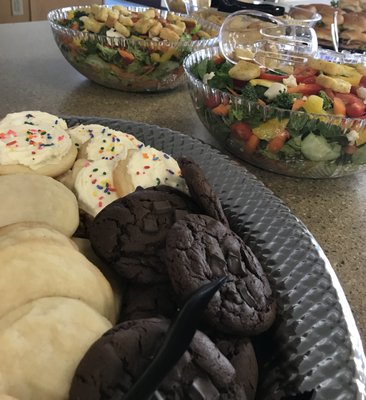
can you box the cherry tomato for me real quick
[230,122,253,141]
[244,134,260,155]
[344,145,357,155]
[204,95,221,109]
[232,79,245,88]
[346,102,366,118]
[213,54,225,65]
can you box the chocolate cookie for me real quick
[178,156,229,227]
[119,282,180,321]
[216,337,258,400]
[69,317,250,400]
[89,186,200,284]
[165,214,276,335]
[73,209,94,239]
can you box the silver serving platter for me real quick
[66,116,366,399]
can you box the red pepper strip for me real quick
[287,83,323,96]
[259,72,288,81]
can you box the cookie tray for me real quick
[65,116,366,400]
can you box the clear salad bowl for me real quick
[48,5,218,92]
[184,46,366,178]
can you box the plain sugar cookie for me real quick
[0,297,112,400]
[0,222,78,251]
[0,240,117,322]
[0,174,79,237]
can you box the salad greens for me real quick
[190,53,366,175]
[52,6,216,92]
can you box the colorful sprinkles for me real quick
[0,124,71,167]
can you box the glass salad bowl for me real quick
[48,5,218,92]
[183,45,366,178]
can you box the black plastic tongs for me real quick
[122,276,228,400]
[217,0,285,16]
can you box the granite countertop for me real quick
[0,21,365,350]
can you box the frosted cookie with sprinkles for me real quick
[113,146,188,197]
[0,111,68,130]
[67,124,112,148]
[74,159,119,217]
[0,123,77,177]
[68,124,144,160]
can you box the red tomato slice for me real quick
[259,72,288,81]
[360,75,366,86]
[230,122,253,141]
[324,88,335,100]
[351,86,359,95]
[334,93,366,117]
[300,76,317,84]
[335,93,361,104]
[293,65,318,83]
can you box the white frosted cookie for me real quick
[0,240,117,322]
[0,174,79,237]
[0,122,77,177]
[0,111,67,130]
[113,146,188,197]
[0,222,77,251]
[0,297,111,400]
[78,128,143,161]
[73,159,119,217]
[67,124,114,147]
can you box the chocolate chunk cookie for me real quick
[165,214,276,335]
[69,318,250,400]
[119,282,180,321]
[216,337,258,400]
[178,156,229,227]
[89,186,200,284]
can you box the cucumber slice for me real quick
[301,133,341,161]
[352,144,366,165]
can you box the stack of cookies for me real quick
[0,111,277,399]
[69,157,277,399]
[0,205,118,399]
[300,2,366,51]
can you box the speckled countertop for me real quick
[1,21,365,351]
